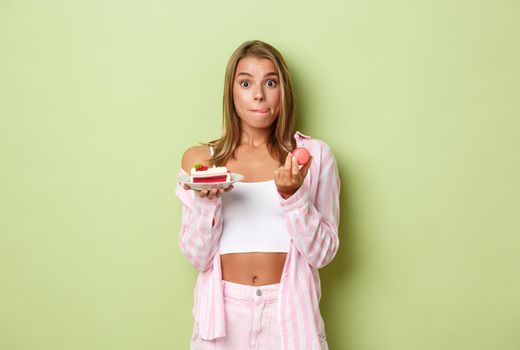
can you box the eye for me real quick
[266,79,278,87]
[239,80,250,87]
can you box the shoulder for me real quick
[309,139,337,173]
[296,132,335,160]
[181,145,211,173]
[295,131,331,150]
[300,136,333,158]
[295,132,337,177]
[315,139,335,157]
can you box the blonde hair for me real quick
[200,40,297,166]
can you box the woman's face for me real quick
[232,56,281,130]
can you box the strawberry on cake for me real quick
[190,163,231,183]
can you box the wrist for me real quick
[277,189,296,199]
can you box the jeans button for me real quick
[256,289,262,296]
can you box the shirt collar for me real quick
[294,130,312,140]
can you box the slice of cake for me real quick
[190,163,231,183]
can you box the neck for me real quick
[239,126,271,149]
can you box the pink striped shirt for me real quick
[175,131,341,349]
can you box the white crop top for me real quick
[209,146,290,254]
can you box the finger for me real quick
[291,156,299,176]
[198,189,208,198]
[183,184,190,190]
[284,152,292,170]
[224,185,234,192]
[208,188,218,200]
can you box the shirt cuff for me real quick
[175,181,193,208]
[279,183,309,211]
[192,192,222,210]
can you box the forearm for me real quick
[179,196,223,271]
[279,185,339,268]
[278,147,341,268]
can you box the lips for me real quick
[250,109,269,113]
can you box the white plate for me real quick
[178,172,244,190]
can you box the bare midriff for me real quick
[220,252,287,286]
[219,146,289,286]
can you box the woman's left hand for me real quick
[274,153,313,199]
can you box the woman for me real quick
[175,40,341,350]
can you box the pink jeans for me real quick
[191,280,283,350]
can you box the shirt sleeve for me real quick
[278,141,341,269]
[175,170,223,272]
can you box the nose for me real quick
[254,85,264,102]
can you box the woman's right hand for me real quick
[182,183,234,199]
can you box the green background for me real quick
[1,0,519,349]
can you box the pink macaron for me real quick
[292,147,311,165]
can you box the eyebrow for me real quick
[236,72,279,78]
